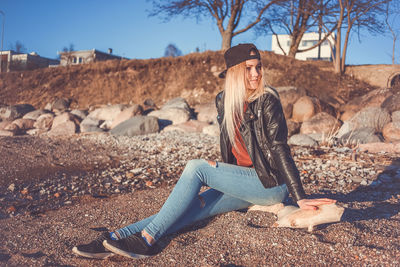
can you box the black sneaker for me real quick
[103,232,156,259]
[72,232,114,259]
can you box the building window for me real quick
[302,40,318,47]
[322,40,330,46]
[78,57,83,63]
[72,57,77,63]
[286,40,291,46]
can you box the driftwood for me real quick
[248,203,345,232]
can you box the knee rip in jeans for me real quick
[207,160,217,168]
[198,195,205,208]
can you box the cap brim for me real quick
[218,69,227,79]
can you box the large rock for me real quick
[0,120,12,130]
[80,117,104,133]
[11,118,35,132]
[162,97,191,112]
[350,107,391,132]
[337,107,391,138]
[23,109,51,120]
[288,134,317,147]
[300,112,341,135]
[292,96,315,122]
[0,104,35,121]
[392,111,400,123]
[52,113,80,129]
[339,127,383,145]
[340,88,392,115]
[381,91,400,113]
[195,102,218,124]
[48,121,78,136]
[51,98,71,112]
[148,108,190,125]
[111,104,143,129]
[110,116,159,136]
[286,120,300,137]
[34,113,54,131]
[382,122,400,142]
[276,87,306,119]
[88,104,127,121]
[70,109,88,120]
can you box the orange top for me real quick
[232,103,253,167]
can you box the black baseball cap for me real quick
[219,43,261,78]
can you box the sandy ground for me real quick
[1,132,400,266]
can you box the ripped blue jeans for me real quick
[116,159,288,241]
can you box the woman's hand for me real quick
[297,198,336,210]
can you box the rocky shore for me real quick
[1,130,400,266]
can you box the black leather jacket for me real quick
[215,88,306,202]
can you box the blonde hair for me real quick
[223,61,266,150]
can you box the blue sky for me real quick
[1,0,398,65]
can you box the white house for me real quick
[271,32,335,61]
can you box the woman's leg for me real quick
[117,188,252,238]
[118,159,288,241]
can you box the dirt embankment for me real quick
[0,51,375,110]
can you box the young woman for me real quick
[72,43,335,260]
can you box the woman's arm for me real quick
[261,94,336,209]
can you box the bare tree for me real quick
[59,43,75,64]
[259,0,337,58]
[10,40,27,53]
[384,0,400,65]
[329,0,390,74]
[164,43,183,57]
[149,0,282,50]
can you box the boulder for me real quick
[286,120,300,137]
[288,134,317,147]
[52,113,80,129]
[111,104,143,129]
[4,123,20,134]
[70,109,88,120]
[0,104,35,121]
[80,117,104,133]
[162,97,191,112]
[300,112,341,135]
[0,120,12,130]
[292,96,315,122]
[339,127,383,145]
[340,88,392,115]
[88,104,127,121]
[276,87,306,119]
[382,122,400,142]
[23,109,51,120]
[110,116,159,137]
[195,102,218,124]
[11,118,35,132]
[48,121,78,136]
[163,120,210,133]
[34,113,54,131]
[148,108,190,125]
[350,107,391,132]
[381,91,400,113]
[202,124,220,137]
[51,98,71,112]
[340,110,357,122]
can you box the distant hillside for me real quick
[0,50,375,110]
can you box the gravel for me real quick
[1,131,400,266]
